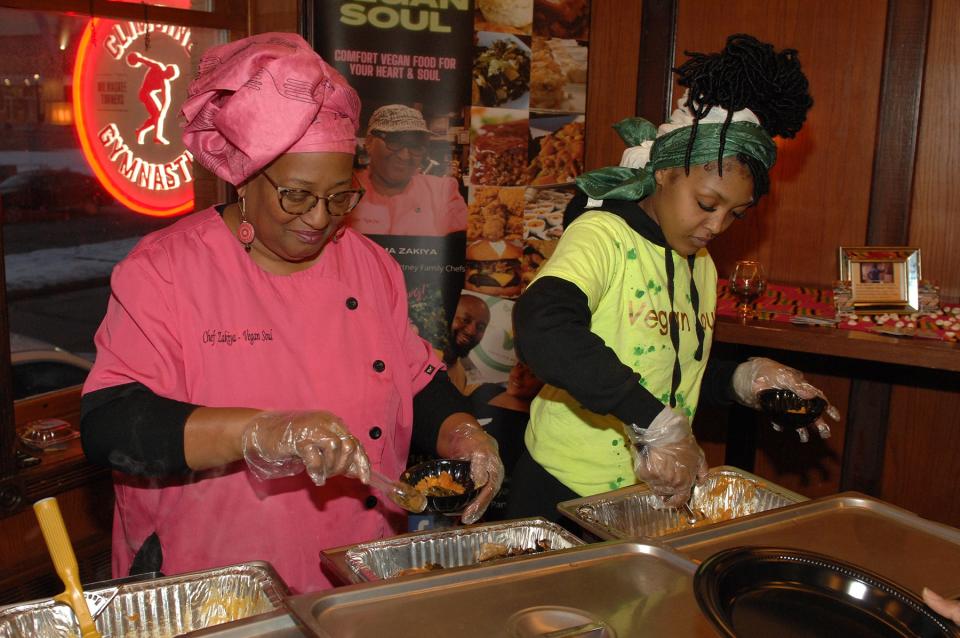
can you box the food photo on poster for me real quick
[472,31,530,109]
[474,0,533,35]
[530,37,587,113]
[526,113,585,186]
[469,107,529,187]
[533,0,590,40]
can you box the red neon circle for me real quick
[73,19,194,218]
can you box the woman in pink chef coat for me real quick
[80,33,503,594]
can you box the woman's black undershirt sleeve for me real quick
[411,370,471,456]
[514,276,665,428]
[81,383,198,477]
[700,358,739,407]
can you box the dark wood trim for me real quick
[0,441,108,518]
[0,0,246,31]
[840,0,928,496]
[0,533,111,605]
[866,0,931,245]
[723,404,758,472]
[845,0,932,499]
[0,206,12,477]
[840,380,892,494]
[299,0,315,48]
[635,0,677,123]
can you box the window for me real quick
[0,0,241,473]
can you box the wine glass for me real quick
[729,260,767,321]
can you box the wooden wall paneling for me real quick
[674,0,886,289]
[250,0,298,35]
[908,0,960,300]
[583,0,643,170]
[881,379,960,528]
[0,479,112,574]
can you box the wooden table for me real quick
[715,315,960,373]
[712,315,960,496]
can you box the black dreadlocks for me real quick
[672,33,813,199]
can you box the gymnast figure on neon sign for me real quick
[126,51,180,145]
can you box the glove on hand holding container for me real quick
[731,357,840,440]
[628,405,708,509]
[439,420,504,525]
[242,411,371,486]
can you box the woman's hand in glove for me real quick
[731,357,840,440]
[437,415,505,525]
[627,406,708,509]
[923,588,960,624]
[241,411,370,486]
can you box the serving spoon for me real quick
[368,469,427,513]
[679,485,706,526]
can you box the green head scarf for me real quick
[575,114,778,202]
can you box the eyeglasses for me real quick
[260,171,364,216]
[369,130,429,157]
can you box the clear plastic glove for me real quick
[441,421,504,525]
[241,411,371,486]
[731,356,840,440]
[923,588,960,624]
[627,406,708,509]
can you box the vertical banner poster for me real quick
[465,0,589,386]
[314,2,474,352]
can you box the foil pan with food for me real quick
[557,466,807,541]
[0,561,287,638]
[344,517,584,581]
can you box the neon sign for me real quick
[73,19,194,217]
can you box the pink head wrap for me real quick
[181,33,360,186]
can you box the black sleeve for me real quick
[514,276,664,428]
[411,370,471,456]
[699,358,739,407]
[80,382,198,477]
[562,190,591,228]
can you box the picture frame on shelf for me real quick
[838,246,921,314]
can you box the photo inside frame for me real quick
[850,259,906,303]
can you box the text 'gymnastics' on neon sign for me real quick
[73,18,194,217]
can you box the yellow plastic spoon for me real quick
[33,497,102,638]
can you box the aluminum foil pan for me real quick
[557,466,807,541]
[345,517,584,581]
[0,561,288,638]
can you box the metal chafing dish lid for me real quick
[288,540,715,638]
[667,492,960,599]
